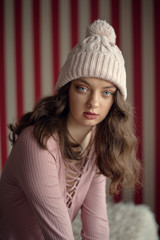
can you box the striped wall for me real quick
[0,0,160,233]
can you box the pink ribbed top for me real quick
[0,127,109,239]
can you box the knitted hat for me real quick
[55,19,127,100]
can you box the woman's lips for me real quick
[83,112,98,120]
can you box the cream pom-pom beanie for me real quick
[55,19,127,100]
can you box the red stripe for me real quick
[132,0,143,204]
[51,0,60,90]
[111,0,120,47]
[0,0,7,168]
[110,0,122,202]
[33,0,41,102]
[14,0,23,120]
[70,0,78,48]
[154,0,160,235]
[90,0,99,23]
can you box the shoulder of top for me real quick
[17,126,59,151]
[18,126,35,142]
[47,133,60,152]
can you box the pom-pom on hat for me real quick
[55,19,127,100]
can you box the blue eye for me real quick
[104,91,113,96]
[77,86,87,92]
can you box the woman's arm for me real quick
[81,172,109,240]
[16,129,74,240]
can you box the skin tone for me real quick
[67,77,116,152]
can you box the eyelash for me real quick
[104,91,113,96]
[76,86,88,92]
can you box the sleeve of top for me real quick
[16,130,74,240]
[81,172,109,240]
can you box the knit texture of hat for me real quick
[55,19,127,100]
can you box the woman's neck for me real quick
[67,123,93,152]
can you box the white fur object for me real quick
[72,201,159,240]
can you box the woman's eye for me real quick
[77,86,87,92]
[104,91,113,96]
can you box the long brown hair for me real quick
[9,83,141,195]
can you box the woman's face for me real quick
[67,77,116,129]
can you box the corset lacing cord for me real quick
[65,153,90,208]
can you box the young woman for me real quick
[0,20,141,239]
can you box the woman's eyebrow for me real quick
[76,79,91,86]
[77,79,116,89]
[102,86,117,89]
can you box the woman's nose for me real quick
[87,93,100,108]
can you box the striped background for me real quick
[0,0,160,233]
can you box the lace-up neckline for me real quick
[64,141,92,209]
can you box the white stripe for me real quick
[22,0,34,112]
[120,0,134,201]
[142,0,155,211]
[120,0,133,105]
[99,0,111,23]
[4,0,17,156]
[78,0,90,41]
[59,0,71,67]
[40,0,53,97]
